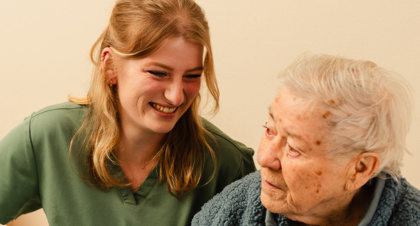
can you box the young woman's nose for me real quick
[164,79,184,106]
[257,139,282,170]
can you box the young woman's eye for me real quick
[148,70,167,77]
[183,74,202,79]
[287,144,300,157]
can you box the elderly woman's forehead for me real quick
[270,89,328,122]
[273,88,318,108]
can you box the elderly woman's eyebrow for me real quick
[268,106,281,124]
[285,129,304,141]
[269,106,307,142]
[268,106,275,120]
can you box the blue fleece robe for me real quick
[192,171,420,225]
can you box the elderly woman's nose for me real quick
[257,141,282,170]
[164,79,184,106]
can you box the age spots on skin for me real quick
[315,183,322,194]
[315,140,322,146]
[315,170,323,176]
[322,111,331,119]
[328,99,336,105]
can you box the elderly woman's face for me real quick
[257,88,355,221]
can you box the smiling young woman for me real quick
[0,0,255,225]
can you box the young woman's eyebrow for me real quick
[147,62,203,73]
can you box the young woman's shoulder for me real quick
[1,102,88,157]
[0,102,88,224]
[30,102,87,120]
[201,117,256,191]
[201,117,254,158]
[28,102,87,132]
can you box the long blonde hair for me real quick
[70,0,219,196]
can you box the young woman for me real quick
[0,0,255,225]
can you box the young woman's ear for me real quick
[101,47,117,86]
[345,152,380,191]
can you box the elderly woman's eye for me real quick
[263,124,274,136]
[287,144,300,157]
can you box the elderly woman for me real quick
[192,54,420,225]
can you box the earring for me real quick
[106,77,114,88]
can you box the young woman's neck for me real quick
[117,129,164,164]
[116,130,165,193]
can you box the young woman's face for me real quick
[257,88,355,222]
[114,37,203,137]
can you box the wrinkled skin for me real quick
[258,88,360,225]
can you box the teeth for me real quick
[152,103,177,113]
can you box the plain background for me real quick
[1,0,419,225]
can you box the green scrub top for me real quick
[0,102,256,225]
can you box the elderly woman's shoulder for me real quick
[391,178,420,224]
[375,177,420,225]
[202,170,261,208]
[218,170,261,198]
[192,171,265,226]
[399,177,420,200]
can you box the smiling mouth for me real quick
[151,103,177,113]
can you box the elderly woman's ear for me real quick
[345,153,380,191]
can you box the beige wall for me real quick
[1,0,419,225]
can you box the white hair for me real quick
[280,54,413,180]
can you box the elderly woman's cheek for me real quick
[284,163,306,190]
[301,168,325,196]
